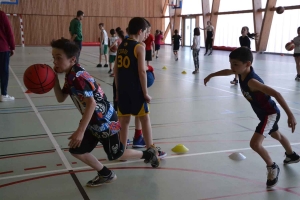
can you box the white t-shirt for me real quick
[109,36,119,55]
[293,36,300,53]
[101,29,108,45]
[193,35,201,49]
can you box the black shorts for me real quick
[255,113,280,137]
[155,44,160,51]
[117,90,149,116]
[145,50,152,61]
[173,44,180,51]
[293,53,300,57]
[69,129,124,160]
[69,112,124,160]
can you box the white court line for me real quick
[9,67,73,170]
[1,142,300,181]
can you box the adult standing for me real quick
[200,21,214,56]
[0,10,15,102]
[69,10,84,62]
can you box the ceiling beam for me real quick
[252,0,263,51]
[210,0,220,46]
[257,0,277,52]
[162,0,169,16]
[202,0,211,40]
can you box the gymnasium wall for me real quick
[1,0,165,45]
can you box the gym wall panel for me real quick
[56,16,75,41]
[22,15,59,45]
[1,0,164,45]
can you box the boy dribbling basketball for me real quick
[51,38,160,187]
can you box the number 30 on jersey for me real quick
[117,55,130,68]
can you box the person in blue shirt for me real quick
[204,47,299,188]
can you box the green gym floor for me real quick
[1,45,300,200]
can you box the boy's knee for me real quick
[270,131,282,140]
[250,141,261,151]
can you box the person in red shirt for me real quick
[154,30,163,59]
[144,27,155,66]
[0,10,15,102]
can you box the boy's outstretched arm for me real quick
[53,75,69,103]
[248,79,297,133]
[204,69,234,86]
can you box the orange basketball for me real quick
[110,45,118,53]
[276,6,284,14]
[23,64,56,94]
[285,42,295,51]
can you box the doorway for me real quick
[184,17,196,46]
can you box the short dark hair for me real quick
[51,38,79,59]
[128,17,147,35]
[229,47,253,63]
[117,30,125,40]
[194,28,200,36]
[99,23,104,26]
[116,27,121,33]
[143,18,151,27]
[110,29,115,35]
[77,10,84,17]
[174,29,178,34]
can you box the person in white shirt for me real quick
[108,29,119,76]
[191,28,201,74]
[97,23,108,68]
[292,27,300,81]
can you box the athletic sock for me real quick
[98,166,111,176]
[134,129,142,139]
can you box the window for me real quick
[181,0,202,15]
[214,13,256,49]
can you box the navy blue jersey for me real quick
[238,67,280,119]
[239,36,251,49]
[117,38,143,93]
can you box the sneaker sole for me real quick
[284,158,300,165]
[159,153,167,159]
[86,175,117,187]
[266,167,280,188]
[267,180,278,188]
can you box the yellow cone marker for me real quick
[182,71,187,74]
[171,144,189,154]
[162,66,167,69]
